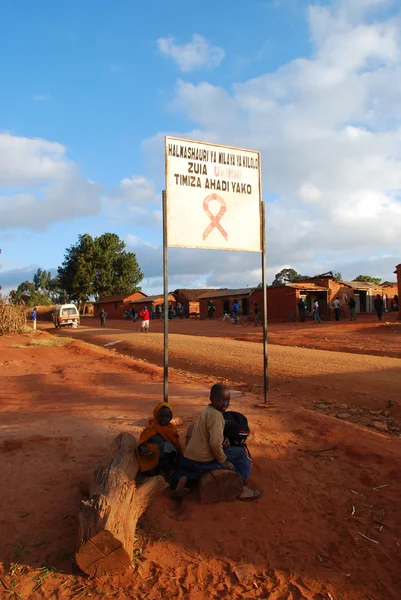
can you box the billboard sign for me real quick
[165,136,261,252]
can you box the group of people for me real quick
[137,383,263,502]
[298,293,395,323]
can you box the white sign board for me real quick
[165,136,261,252]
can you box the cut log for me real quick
[76,432,165,576]
[198,469,243,504]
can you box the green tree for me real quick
[58,233,143,303]
[333,271,342,280]
[33,268,52,292]
[271,268,302,286]
[354,275,381,285]
[10,280,52,307]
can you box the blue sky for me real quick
[1,0,401,293]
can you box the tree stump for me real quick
[76,432,165,576]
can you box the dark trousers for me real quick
[376,309,383,321]
[334,308,340,321]
[299,310,305,322]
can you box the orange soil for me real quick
[0,327,400,600]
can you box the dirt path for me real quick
[44,323,401,416]
[1,331,400,599]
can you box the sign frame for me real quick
[163,136,268,404]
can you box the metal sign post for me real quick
[261,202,268,402]
[162,190,169,404]
[163,136,268,404]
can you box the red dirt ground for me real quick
[0,326,400,600]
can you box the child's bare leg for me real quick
[171,476,189,499]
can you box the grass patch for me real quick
[28,337,73,348]
[32,565,56,592]
[158,530,174,542]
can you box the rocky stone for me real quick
[372,421,388,432]
[336,413,351,419]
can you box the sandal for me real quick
[239,489,263,502]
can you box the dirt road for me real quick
[44,322,401,417]
[1,329,400,599]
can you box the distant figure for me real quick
[157,304,162,319]
[232,299,239,323]
[253,302,261,325]
[99,309,107,327]
[374,294,384,321]
[333,298,340,321]
[132,307,138,322]
[393,295,399,311]
[297,298,306,323]
[140,305,150,333]
[313,300,322,324]
[348,297,357,321]
[151,305,156,321]
[31,307,37,331]
[207,300,216,320]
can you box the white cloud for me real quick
[157,34,225,72]
[106,175,161,228]
[0,133,101,230]
[145,0,401,284]
[33,93,52,101]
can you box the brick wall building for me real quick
[94,292,147,319]
[173,289,220,317]
[130,294,176,318]
[396,264,401,320]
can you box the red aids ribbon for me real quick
[202,194,228,241]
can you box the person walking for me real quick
[232,299,239,323]
[297,298,306,322]
[140,305,150,333]
[31,307,37,330]
[374,294,384,321]
[313,300,322,324]
[253,302,261,326]
[348,296,357,321]
[151,305,156,321]
[333,298,340,321]
[99,309,107,327]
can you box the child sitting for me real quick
[137,402,182,476]
[171,383,262,501]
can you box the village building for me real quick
[395,264,401,320]
[173,289,220,317]
[199,288,259,319]
[94,292,147,319]
[130,293,176,318]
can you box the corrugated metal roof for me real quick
[340,281,380,290]
[94,292,146,304]
[129,293,176,304]
[173,288,221,301]
[198,287,258,299]
[284,283,329,291]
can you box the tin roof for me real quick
[199,287,258,300]
[130,293,176,304]
[93,292,146,304]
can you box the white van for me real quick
[53,304,80,328]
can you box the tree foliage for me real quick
[57,233,143,302]
[354,274,381,285]
[271,268,302,286]
[333,271,342,280]
[10,268,62,307]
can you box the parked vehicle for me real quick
[53,304,80,328]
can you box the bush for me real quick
[0,297,27,335]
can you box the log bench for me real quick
[76,432,165,576]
